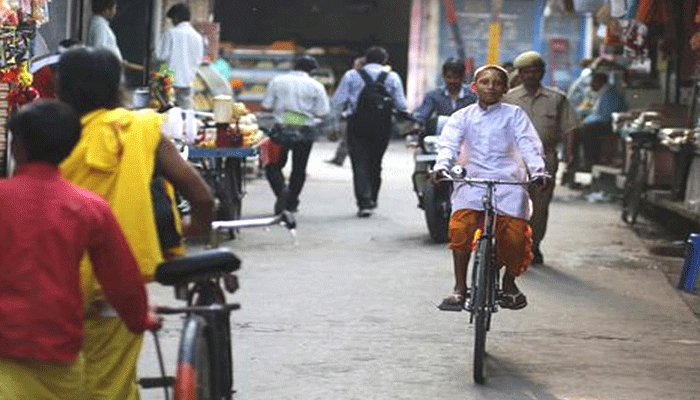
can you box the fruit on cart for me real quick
[232,102,249,119]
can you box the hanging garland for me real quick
[0,0,50,112]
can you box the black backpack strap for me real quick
[358,69,373,85]
[377,71,389,84]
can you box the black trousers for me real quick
[265,138,313,209]
[346,117,392,209]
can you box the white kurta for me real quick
[434,102,546,219]
[86,15,122,61]
[157,22,204,88]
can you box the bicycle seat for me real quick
[155,249,241,286]
[628,130,658,142]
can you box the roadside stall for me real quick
[148,66,265,223]
[585,0,700,226]
[0,0,50,177]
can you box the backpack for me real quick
[353,69,394,134]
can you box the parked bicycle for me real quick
[621,129,659,225]
[437,167,531,384]
[139,211,296,400]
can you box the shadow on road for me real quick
[471,353,563,400]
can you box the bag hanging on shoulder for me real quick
[352,69,394,135]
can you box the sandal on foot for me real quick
[499,292,527,310]
[438,292,466,312]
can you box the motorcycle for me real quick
[409,116,451,243]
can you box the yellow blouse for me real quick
[61,107,164,302]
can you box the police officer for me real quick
[503,51,578,264]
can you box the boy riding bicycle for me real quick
[431,65,550,311]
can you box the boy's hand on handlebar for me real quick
[531,175,553,191]
[429,168,449,184]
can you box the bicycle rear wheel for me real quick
[622,151,646,225]
[175,315,213,400]
[471,239,491,384]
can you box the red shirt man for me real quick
[0,100,158,398]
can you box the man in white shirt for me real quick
[431,65,550,312]
[87,0,142,72]
[87,0,121,60]
[261,55,330,214]
[156,3,204,109]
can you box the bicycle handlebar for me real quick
[155,303,241,315]
[211,210,296,231]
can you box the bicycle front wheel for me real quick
[175,315,213,400]
[471,239,491,384]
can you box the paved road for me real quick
[139,140,700,400]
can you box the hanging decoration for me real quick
[151,63,175,111]
[0,0,51,112]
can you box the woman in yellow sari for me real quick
[57,47,214,400]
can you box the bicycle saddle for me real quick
[156,249,241,286]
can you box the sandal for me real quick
[438,292,466,312]
[499,292,527,310]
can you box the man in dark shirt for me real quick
[412,58,477,127]
[0,100,159,398]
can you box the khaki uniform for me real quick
[503,84,578,248]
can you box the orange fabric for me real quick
[449,209,533,276]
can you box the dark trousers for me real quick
[265,139,313,209]
[346,117,391,209]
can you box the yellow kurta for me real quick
[60,107,164,302]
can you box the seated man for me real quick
[431,65,549,311]
[0,100,159,399]
[579,71,628,168]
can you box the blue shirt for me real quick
[331,63,407,115]
[583,84,628,125]
[412,85,477,125]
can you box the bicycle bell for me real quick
[450,165,465,178]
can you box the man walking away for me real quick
[261,55,330,214]
[502,51,578,265]
[157,3,204,109]
[332,46,407,217]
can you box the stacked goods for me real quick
[238,112,264,148]
[194,101,264,149]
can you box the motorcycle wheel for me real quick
[424,182,451,243]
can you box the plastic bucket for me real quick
[678,233,700,293]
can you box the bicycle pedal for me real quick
[138,376,175,389]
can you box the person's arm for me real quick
[314,82,331,118]
[413,91,437,125]
[88,202,153,333]
[434,113,464,171]
[157,137,214,237]
[156,32,171,63]
[558,96,579,163]
[387,72,407,111]
[331,71,353,115]
[260,79,276,112]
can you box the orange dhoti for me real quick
[448,209,533,277]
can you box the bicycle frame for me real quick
[440,172,530,384]
[141,212,297,400]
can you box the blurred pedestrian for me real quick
[261,55,330,214]
[156,3,204,109]
[0,100,161,399]
[57,47,213,400]
[87,0,142,72]
[332,46,407,217]
[503,51,578,265]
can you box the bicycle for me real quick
[139,211,296,400]
[621,129,658,225]
[437,167,532,384]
